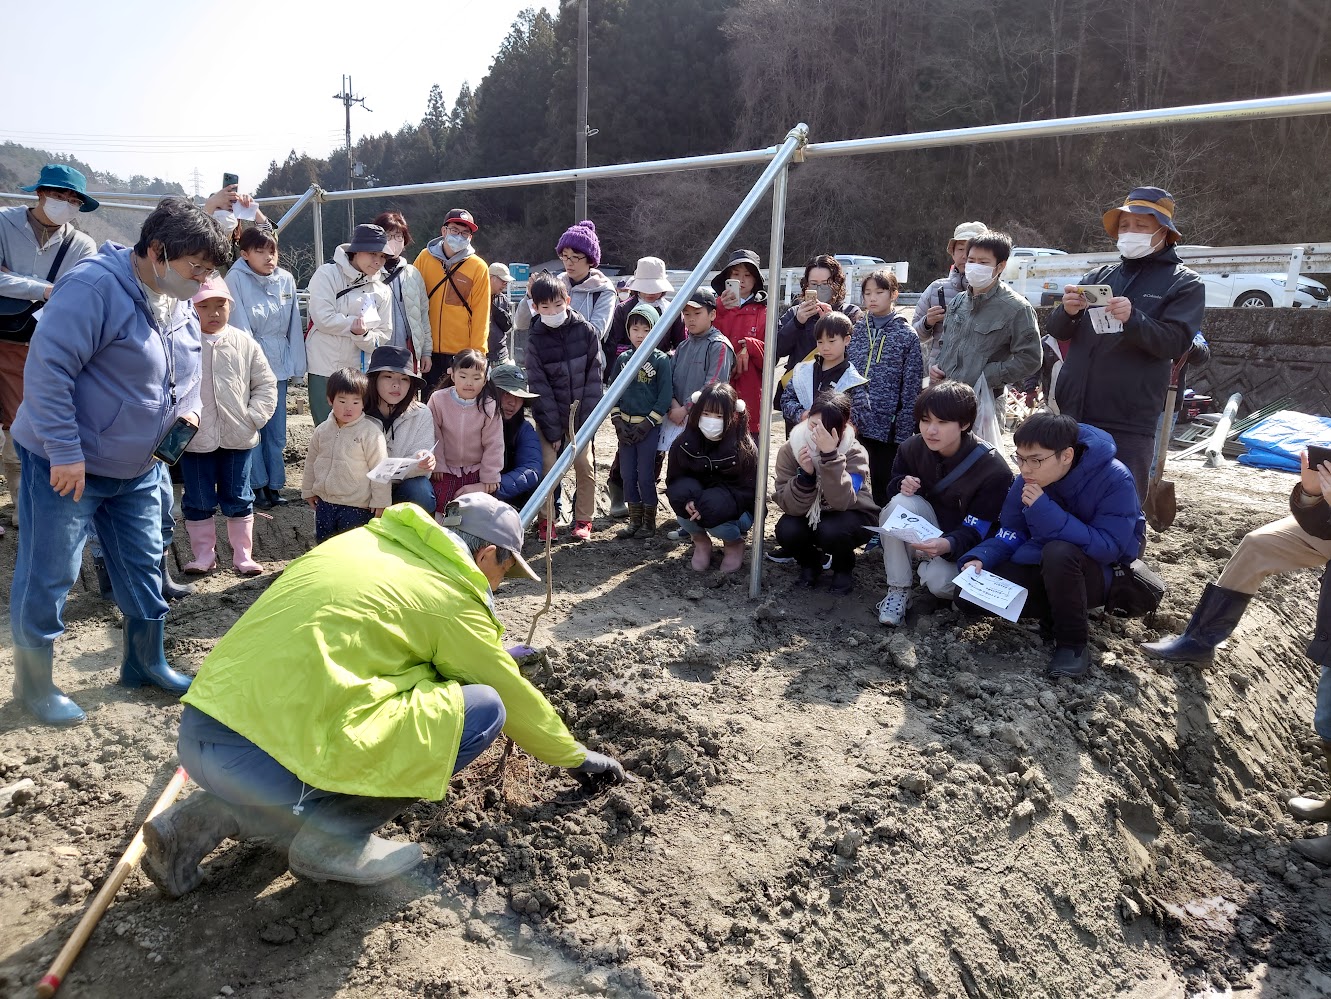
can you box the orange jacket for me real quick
[412,242,491,355]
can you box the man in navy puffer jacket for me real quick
[960,413,1144,680]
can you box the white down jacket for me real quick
[185,325,279,453]
[305,245,394,376]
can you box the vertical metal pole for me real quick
[312,195,325,269]
[345,75,355,238]
[575,0,589,220]
[749,163,790,598]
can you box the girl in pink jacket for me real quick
[428,348,504,509]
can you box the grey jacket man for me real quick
[0,206,96,301]
[932,280,1041,396]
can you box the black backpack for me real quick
[1105,559,1166,619]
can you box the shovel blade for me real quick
[1145,478,1177,532]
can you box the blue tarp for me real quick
[1237,410,1331,472]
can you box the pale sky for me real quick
[0,0,560,199]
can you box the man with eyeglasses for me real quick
[413,208,492,394]
[0,165,99,531]
[7,197,231,726]
[959,412,1145,680]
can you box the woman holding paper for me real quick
[772,391,880,594]
[959,412,1145,681]
[364,346,437,512]
[305,223,394,425]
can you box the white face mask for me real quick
[384,236,405,257]
[153,252,202,300]
[699,415,725,440]
[964,262,996,289]
[212,210,238,236]
[443,232,470,254]
[1117,231,1159,259]
[41,197,79,226]
[543,307,568,327]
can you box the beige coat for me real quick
[301,413,391,509]
[305,245,394,377]
[186,325,279,454]
[773,423,880,523]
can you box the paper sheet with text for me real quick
[866,506,944,544]
[1088,306,1123,336]
[367,457,419,483]
[951,568,1029,623]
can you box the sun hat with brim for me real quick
[489,262,513,282]
[22,164,98,212]
[628,256,673,295]
[489,362,539,399]
[946,221,987,253]
[1102,186,1181,241]
[191,276,232,305]
[366,345,425,386]
[347,224,389,254]
[437,494,539,581]
[710,248,764,295]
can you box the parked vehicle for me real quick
[1196,271,1329,308]
[834,253,888,269]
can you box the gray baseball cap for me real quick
[489,363,539,399]
[438,493,539,580]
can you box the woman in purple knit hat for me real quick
[515,221,617,347]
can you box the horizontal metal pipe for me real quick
[804,91,1331,159]
[0,192,155,212]
[518,124,810,531]
[70,190,303,206]
[321,145,785,203]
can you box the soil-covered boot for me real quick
[183,518,217,574]
[690,532,714,572]
[1292,835,1331,865]
[141,791,241,897]
[4,459,21,528]
[12,645,85,726]
[226,515,263,576]
[160,555,194,600]
[287,795,422,885]
[641,504,659,538]
[607,480,629,519]
[92,556,115,601]
[1141,583,1252,664]
[1290,741,1331,822]
[119,618,192,695]
[616,503,644,540]
[720,538,745,573]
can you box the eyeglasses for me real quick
[42,190,84,206]
[181,260,218,279]
[1011,451,1057,469]
[558,251,587,263]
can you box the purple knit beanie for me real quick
[556,220,601,267]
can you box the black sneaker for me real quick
[267,487,289,507]
[1046,645,1090,679]
[765,545,795,565]
[828,570,854,595]
[797,565,821,589]
[253,489,275,511]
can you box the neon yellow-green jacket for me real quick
[182,504,586,800]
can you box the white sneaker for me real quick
[877,586,911,626]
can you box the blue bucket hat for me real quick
[21,164,98,212]
[1102,186,1179,241]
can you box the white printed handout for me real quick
[232,200,259,221]
[951,567,1029,623]
[367,457,419,484]
[657,419,686,453]
[359,296,381,325]
[1087,306,1123,336]
[866,505,944,544]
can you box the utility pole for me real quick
[333,75,371,238]
[575,0,589,221]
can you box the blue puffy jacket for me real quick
[498,412,542,502]
[960,423,1144,585]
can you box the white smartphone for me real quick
[1075,285,1115,306]
[725,278,742,299]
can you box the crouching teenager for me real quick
[665,383,757,573]
[959,413,1144,680]
[773,392,880,594]
[876,381,1013,626]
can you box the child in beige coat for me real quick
[301,367,391,543]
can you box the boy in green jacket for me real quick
[609,302,673,538]
[140,496,625,895]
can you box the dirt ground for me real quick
[2,411,1330,999]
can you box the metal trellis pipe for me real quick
[518,123,810,532]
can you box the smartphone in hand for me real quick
[222,172,239,189]
[1074,285,1114,306]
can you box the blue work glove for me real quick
[569,751,627,792]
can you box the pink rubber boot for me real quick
[182,518,217,574]
[226,516,263,576]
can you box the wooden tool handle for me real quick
[37,767,189,998]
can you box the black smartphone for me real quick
[153,418,199,465]
[1309,444,1331,469]
[222,172,239,189]
[936,288,945,308]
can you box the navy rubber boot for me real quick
[119,618,192,695]
[1141,583,1252,664]
[12,645,86,726]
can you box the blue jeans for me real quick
[181,448,254,520]
[251,379,288,490]
[674,510,753,542]
[89,463,176,557]
[177,685,506,809]
[11,444,168,648]
[1316,666,1331,741]
[392,475,437,514]
[315,500,372,543]
[619,426,661,506]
